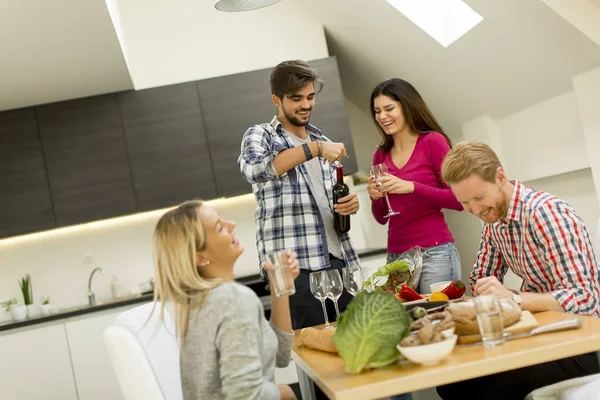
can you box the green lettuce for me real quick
[364,259,413,292]
[332,291,411,374]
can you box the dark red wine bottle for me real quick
[333,165,351,233]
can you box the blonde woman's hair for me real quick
[441,140,503,185]
[152,200,222,345]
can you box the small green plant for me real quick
[19,274,33,305]
[41,297,50,305]
[1,298,18,312]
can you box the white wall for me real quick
[109,0,329,89]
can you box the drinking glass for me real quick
[326,270,344,319]
[370,163,400,218]
[266,251,296,297]
[309,271,331,329]
[474,294,505,348]
[342,266,364,296]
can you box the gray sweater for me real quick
[180,282,294,400]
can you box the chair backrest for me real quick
[104,302,183,400]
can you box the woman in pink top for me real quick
[368,78,464,296]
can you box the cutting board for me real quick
[457,311,538,344]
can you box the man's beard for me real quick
[282,105,311,127]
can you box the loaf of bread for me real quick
[299,327,338,353]
[448,298,522,335]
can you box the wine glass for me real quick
[342,266,364,296]
[326,270,344,320]
[370,163,400,218]
[309,271,331,329]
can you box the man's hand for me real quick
[378,173,414,194]
[320,142,347,163]
[473,276,513,299]
[334,192,359,215]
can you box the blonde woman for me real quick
[152,200,299,400]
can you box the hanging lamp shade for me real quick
[214,0,283,12]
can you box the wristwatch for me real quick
[511,291,523,305]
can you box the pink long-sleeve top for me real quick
[371,131,463,254]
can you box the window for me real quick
[385,0,483,47]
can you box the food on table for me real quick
[441,280,467,300]
[332,291,411,374]
[299,327,338,353]
[409,306,428,320]
[364,259,416,292]
[448,298,522,335]
[401,311,455,346]
[393,283,424,302]
[429,292,450,302]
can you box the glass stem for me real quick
[333,300,340,319]
[320,300,330,328]
[384,194,394,213]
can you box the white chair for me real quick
[104,302,183,400]
[524,373,600,399]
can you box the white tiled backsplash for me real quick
[0,180,385,323]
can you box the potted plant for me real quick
[19,274,37,318]
[40,297,51,317]
[1,298,27,322]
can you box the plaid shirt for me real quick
[472,181,600,316]
[238,116,360,277]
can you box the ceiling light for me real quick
[214,0,283,12]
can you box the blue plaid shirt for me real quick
[238,116,360,277]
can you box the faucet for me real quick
[88,267,104,306]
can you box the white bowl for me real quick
[430,281,452,293]
[397,334,457,366]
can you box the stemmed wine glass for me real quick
[370,163,400,218]
[342,266,364,296]
[310,271,331,329]
[326,270,344,319]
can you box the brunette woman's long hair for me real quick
[370,78,452,152]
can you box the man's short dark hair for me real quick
[270,60,324,99]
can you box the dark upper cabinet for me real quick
[197,56,357,198]
[0,108,55,237]
[118,82,217,211]
[36,95,137,226]
[308,57,358,175]
[196,68,273,198]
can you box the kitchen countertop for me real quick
[0,248,385,333]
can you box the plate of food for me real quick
[364,261,466,305]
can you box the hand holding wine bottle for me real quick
[332,165,358,232]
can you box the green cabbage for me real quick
[332,291,411,374]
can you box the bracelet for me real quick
[316,141,323,157]
[302,143,313,161]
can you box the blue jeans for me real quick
[388,243,462,400]
[387,243,462,294]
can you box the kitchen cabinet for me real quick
[64,306,135,400]
[0,108,55,237]
[118,83,217,211]
[0,324,78,400]
[196,67,273,197]
[36,95,137,226]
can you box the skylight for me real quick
[385,0,483,47]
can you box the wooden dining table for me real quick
[292,311,600,400]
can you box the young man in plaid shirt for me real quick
[438,140,600,400]
[238,60,361,332]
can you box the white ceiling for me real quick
[296,0,600,136]
[0,0,599,135]
[0,0,132,111]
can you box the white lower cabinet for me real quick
[0,324,78,400]
[65,306,136,400]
